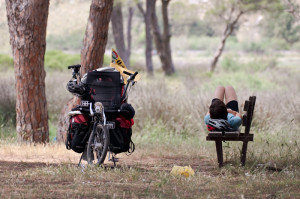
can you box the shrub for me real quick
[45,51,80,71]
[0,54,14,71]
[0,74,16,127]
[186,36,219,51]
[221,55,241,71]
[46,31,84,51]
[221,54,277,73]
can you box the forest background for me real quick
[0,0,299,198]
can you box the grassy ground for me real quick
[0,51,300,198]
[0,142,299,198]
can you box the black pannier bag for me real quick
[109,115,135,154]
[66,114,90,153]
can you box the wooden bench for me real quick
[206,96,256,167]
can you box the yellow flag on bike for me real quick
[110,48,141,84]
[111,48,127,69]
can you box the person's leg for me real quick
[225,86,239,112]
[225,86,237,103]
[213,86,225,101]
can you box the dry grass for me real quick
[0,142,79,164]
[0,52,300,198]
[0,140,299,198]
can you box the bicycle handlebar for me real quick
[123,71,138,81]
[68,64,81,79]
[68,64,81,70]
[121,71,138,101]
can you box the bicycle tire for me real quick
[87,123,110,165]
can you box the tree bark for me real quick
[151,0,164,64]
[6,0,49,143]
[161,0,175,75]
[57,0,114,142]
[151,0,175,76]
[111,2,129,67]
[126,6,134,68]
[80,0,114,75]
[137,1,154,75]
[210,11,243,72]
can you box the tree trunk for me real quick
[6,0,49,143]
[210,29,231,72]
[151,0,164,65]
[126,6,134,68]
[161,0,175,75]
[210,11,243,72]
[56,0,113,142]
[111,2,129,67]
[137,1,154,75]
[151,0,175,76]
[80,0,114,74]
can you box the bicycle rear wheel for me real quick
[87,123,110,165]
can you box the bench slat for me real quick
[206,133,254,141]
[243,100,249,111]
[242,114,247,126]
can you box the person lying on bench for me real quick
[204,86,242,132]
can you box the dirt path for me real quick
[0,143,223,198]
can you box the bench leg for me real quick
[215,140,223,167]
[241,141,248,166]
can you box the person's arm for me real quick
[227,109,242,119]
[204,111,211,125]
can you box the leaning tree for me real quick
[57,0,114,142]
[6,0,50,143]
[209,0,281,72]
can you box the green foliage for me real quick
[221,55,241,71]
[48,120,57,142]
[188,21,215,37]
[238,38,289,53]
[0,75,16,128]
[170,1,215,37]
[0,126,16,140]
[103,54,111,66]
[185,36,219,51]
[207,0,282,36]
[291,40,300,51]
[44,51,109,70]
[262,10,300,45]
[221,54,277,72]
[204,70,276,90]
[0,106,16,128]
[45,51,80,71]
[0,54,14,71]
[46,31,84,51]
[242,42,266,53]
[1,51,110,72]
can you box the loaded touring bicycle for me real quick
[65,51,140,166]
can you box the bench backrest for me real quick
[242,96,256,135]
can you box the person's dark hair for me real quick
[209,99,227,120]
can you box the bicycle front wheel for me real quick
[87,123,110,166]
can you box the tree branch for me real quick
[137,2,146,18]
[285,0,300,19]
